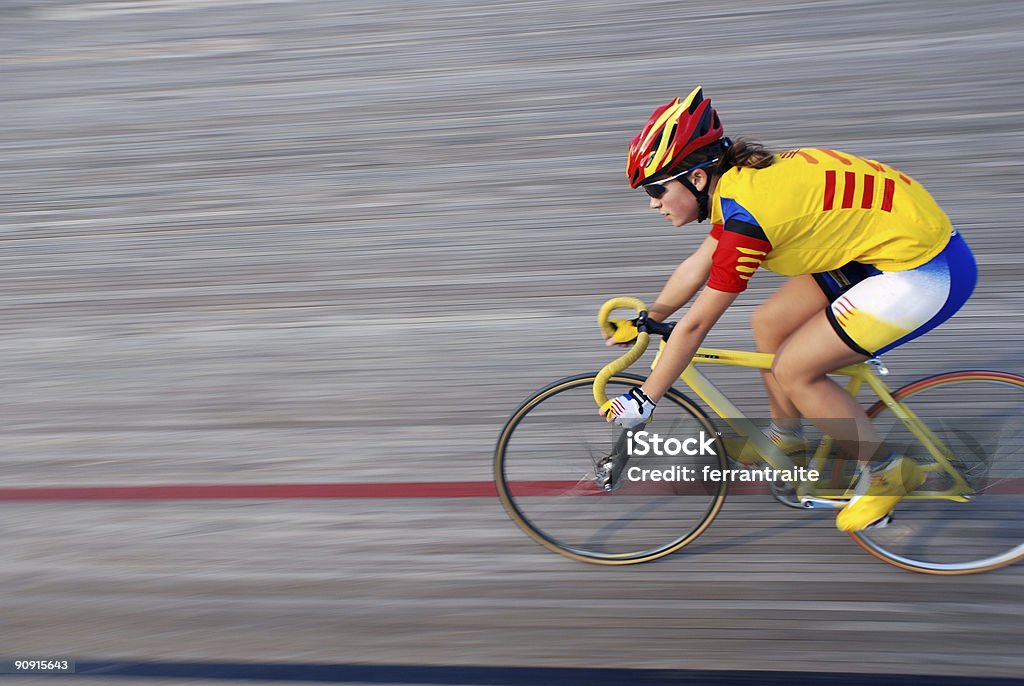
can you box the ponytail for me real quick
[715,137,775,175]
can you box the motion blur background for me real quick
[2,0,1022,683]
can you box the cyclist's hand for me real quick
[600,387,655,428]
[605,318,639,347]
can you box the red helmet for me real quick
[627,86,724,188]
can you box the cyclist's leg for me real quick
[723,276,826,465]
[771,313,881,462]
[774,233,977,529]
[755,262,881,426]
[774,245,975,460]
[751,275,827,425]
[761,260,888,443]
[772,312,916,530]
[774,313,942,532]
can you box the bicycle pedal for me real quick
[799,496,845,510]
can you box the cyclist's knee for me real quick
[752,302,788,352]
[771,353,821,394]
[770,355,791,389]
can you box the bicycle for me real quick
[494,297,1024,575]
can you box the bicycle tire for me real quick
[494,372,728,565]
[850,370,1024,575]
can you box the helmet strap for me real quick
[677,174,711,223]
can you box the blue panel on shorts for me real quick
[875,231,977,355]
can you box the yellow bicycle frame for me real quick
[596,297,974,502]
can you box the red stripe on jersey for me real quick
[819,149,853,165]
[899,173,912,185]
[841,171,856,209]
[823,170,837,211]
[865,159,886,172]
[861,174,875,209]
[881,178,895,212]
[707,228,773,293]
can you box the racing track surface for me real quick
[2,1,1023,683]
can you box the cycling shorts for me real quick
[812,231,976,357]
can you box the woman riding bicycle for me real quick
[601,86,978,532]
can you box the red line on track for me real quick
[0,482,500,502]
[0,481,792,501]
[1,480,1020,502]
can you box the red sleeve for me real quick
[706,228,773,293]
[709,223,724,240]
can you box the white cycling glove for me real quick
[601,387,656,429]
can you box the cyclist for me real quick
[601,86,977,531]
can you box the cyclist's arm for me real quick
[648,234,718,321]
[641,286,738,402]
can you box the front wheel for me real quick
[494,373,728,565]
[851,371,1024,574]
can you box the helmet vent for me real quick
[664,123,677,148]
[687,89,704,114]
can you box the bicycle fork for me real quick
[595,427,633,492]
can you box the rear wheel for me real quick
[850,371,1024,574]
[495,373,728,564]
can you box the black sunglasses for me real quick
[642,159,718,199]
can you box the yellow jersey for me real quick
[707,148,952,292]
